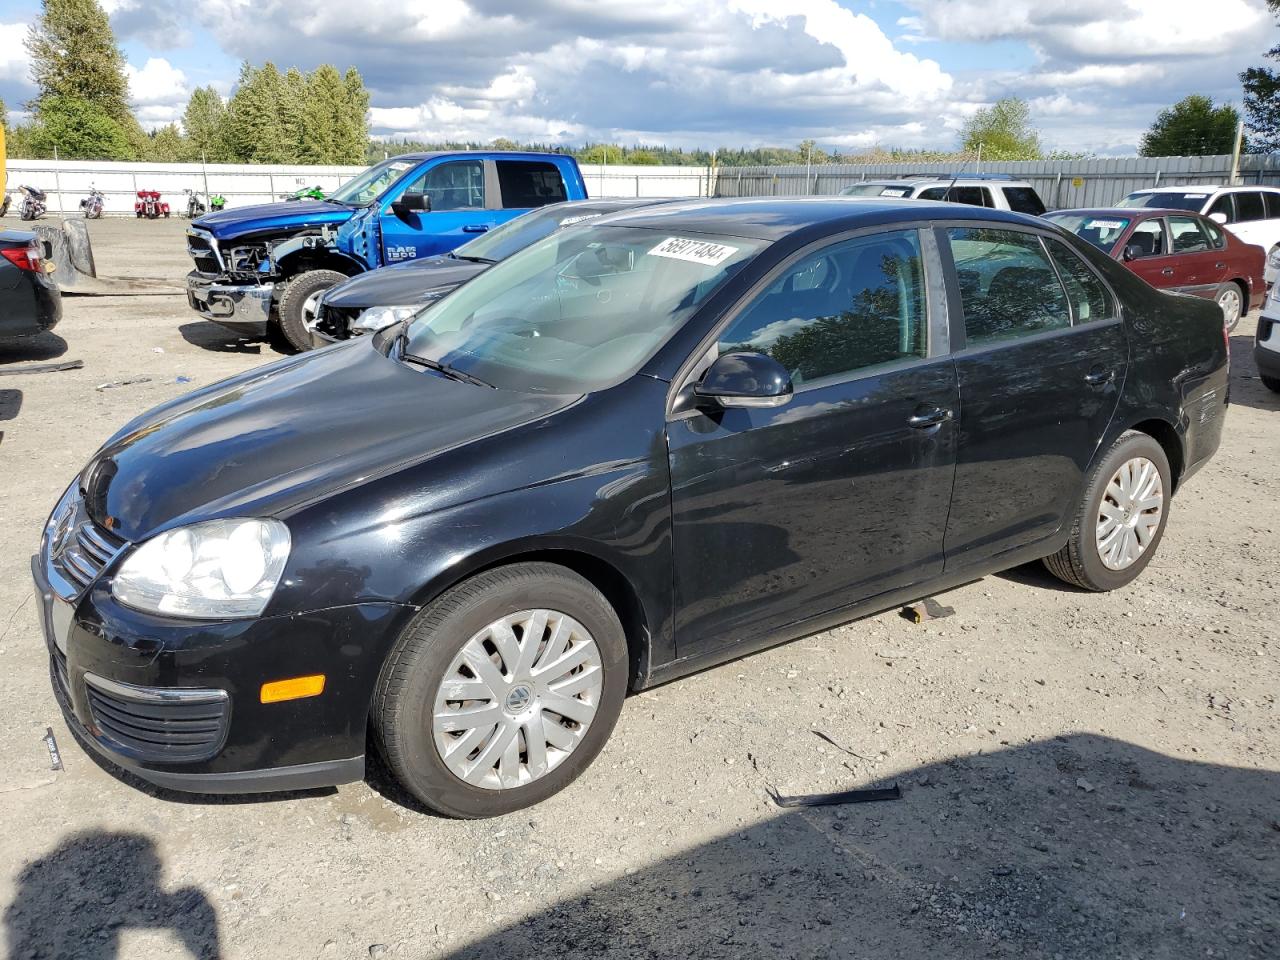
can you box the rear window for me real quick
[1118,192,1210,212]
[1003,187,1046,215]
[918,185,991,207]
[1235,191,1266,222]
[496,161,568,209]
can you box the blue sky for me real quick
[0,0,1274,155]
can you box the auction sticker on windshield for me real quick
[649,237,739,266]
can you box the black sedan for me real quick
[310,197,681,349]
[1,230,60,339]
[34,199,1228,817]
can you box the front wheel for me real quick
[1262,374,1280,394]
[373,563,628,818]
[1215,283,1244,333]
[276,269,347,352]
[1043,430,1171,591]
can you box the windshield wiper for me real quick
[396,332,494,388]
[322,197,351,205]
[451,254,496,264]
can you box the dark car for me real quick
[0,230,61,339]
[310,198,682,349]
[34,199,1228,818]
[1043,208,1264,332]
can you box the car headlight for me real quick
[112,518,291,619]
[353,305,421,334]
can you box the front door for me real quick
[667,227,959,658]
[1123,217,1184,292]
[942,226,1127,564]
[379,159,498,263]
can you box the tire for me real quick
[276,269,346,353]
[1043,430,1172,592]
[1262,374,1280,394]
[372,562,628,819]
[1214,282,1244,333]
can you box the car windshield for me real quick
[453,204,620,263]
[328,158,420,206]
[1117,192,1209,212]
[402,225,767,394]
[1045,214,1133,254]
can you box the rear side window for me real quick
[1169,216,1210,253]
[718,229,927,387]
[1235,191,1266,222]
[496,161,568,209]
[1265,192,1280,220]
[1208,194,1235,223]
[1003,187,1046,215]
[917,186,990,206]
[1045,239,1115,324]
[946,228,1070,345]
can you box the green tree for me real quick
[1139,95,1240,157]
[147,122,185,161]
[490,137,519,151]
[340,67,370,163]
[959,97,1042,160]
[1241,0,1280,152]
[280,67,308,159]
[226,62,287,163]
[24,0,131,123]
[299,64,347,163]
[182,86,231,161]
[26,95,133,159]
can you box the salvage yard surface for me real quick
[0,217,1278,960]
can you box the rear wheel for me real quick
[1262,375,1280,393]
[1044,430,1171,591]
[276,269,347,353]
[1215,282,1244,333]
[373,563,628,818]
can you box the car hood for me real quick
[192,200,354,242]
[81,339,575,542]
[324,257,489,309]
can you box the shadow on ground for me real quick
[5,832,220,959]
[1229,333,1280,413]
[440,735,1278,960]
[178,321,281,356]
[0,332,69,364]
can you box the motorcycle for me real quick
[79,186,105,219]
[135,190,170,219]
[19,185,48,221]
[282,185,325,201]
[210,194,227,211]
[183,188,206,219]
[0,192,10,218]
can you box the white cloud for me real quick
[125,57,190,128]
[0,22,30,86]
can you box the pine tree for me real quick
[147,122,185,161]
[341,67,370,164]
[227,62,288,163]
[25,0,132,124]
[182,86,231,162]
[281,67,308,161]
[300,64,346,163]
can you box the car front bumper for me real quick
[186,271,274,337]
[32,550,412,795]
[1256,306,1280,380]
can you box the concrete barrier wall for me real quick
[2,159,714,216]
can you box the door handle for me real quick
[1084,368,1115,386]
[908,406,953,429]
[1215,262,1226,270]
[462,224,490,233]
[1161,267,1174,276]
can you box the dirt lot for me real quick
[0,216,1277,960]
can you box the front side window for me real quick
[1127,219,1167,258]
[1235,191,1266,222]
[946,227,1070,345]
[1169,216,1210,254]
[408,160,485,212]
[1208,194,1235,223]
[1045,239,1115,324]
[1004,187,1046,215]
[496,161,568,209]
[403,226,765,393]
[716,229,928,388]
[918,186,990,207]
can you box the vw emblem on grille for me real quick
[49,502,76,558]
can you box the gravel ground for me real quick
[0,217,1277,960]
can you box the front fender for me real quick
[272,238,368,277]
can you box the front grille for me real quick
[85,675,230,763]
[51,517,126,595]
[186,232,222,274]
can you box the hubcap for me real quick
[1217,288,1242,332]
[1096,456,1163,571]
[301,291,324,332]
[432,609,603,791]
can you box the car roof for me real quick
[847,178,1033,188]
[1128,185,1280,195]
[592,196,1043,241]
[1045,207,1204,219]
[380,151,572,163]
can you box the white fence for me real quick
[2,159,714,215]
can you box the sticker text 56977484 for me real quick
[648,237,739,267]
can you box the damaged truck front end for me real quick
[185,227,276,335]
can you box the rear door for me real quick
[942,225,1126,565]
[667,226,958,657]
[1167,215,1224,299]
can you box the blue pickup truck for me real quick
[186,151,588,350]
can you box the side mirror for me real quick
[693,352,793,409]
[391,191,430,218]
[1208,212,1228,225]
[1122,243,1144,262]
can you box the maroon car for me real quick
[1044,207,1264,332]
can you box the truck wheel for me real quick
[277,269,347,353]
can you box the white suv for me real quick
[839,177,1047,216]
[1118,185,1280,284]
[1255,281,1280,393]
